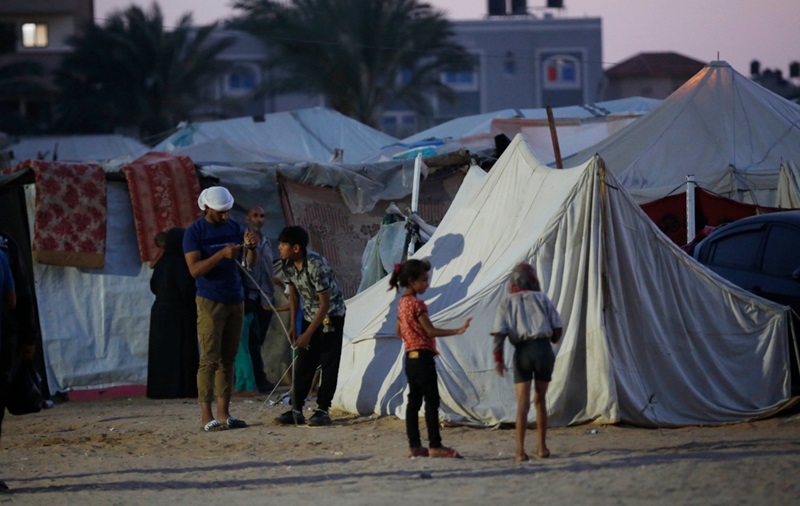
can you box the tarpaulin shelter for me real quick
[373,97,660,164]
[333,135,794,427]
[155,107,399,164]
[3,134,148,165]
[1,145,461,393]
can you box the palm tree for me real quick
[54,4,235,142]
[232,0,473,127]
[0,60,47,134]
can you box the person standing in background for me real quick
[147,227,198,399]
[243,206,280,394]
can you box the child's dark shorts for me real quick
[513,338,555,383]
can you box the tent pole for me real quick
[406,153,422,258]
[546,106,563,169]
[686,175,696,244]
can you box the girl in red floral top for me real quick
[389,259,471,458]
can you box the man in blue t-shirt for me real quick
[183,186,257,432]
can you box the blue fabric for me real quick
[234,312,257,392]
[183,217,246,304]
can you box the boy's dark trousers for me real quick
[404,350,442,448]
[292,315,344,412]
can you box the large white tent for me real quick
[333,135,793,427]
[566,61,800,206]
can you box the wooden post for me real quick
[546,106,563,169]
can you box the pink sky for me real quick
[95,0,799,77]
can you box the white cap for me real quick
[198,186,234,212]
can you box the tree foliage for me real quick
[0,60,47,134]
[232,0,473,127]
[55,4,234,141]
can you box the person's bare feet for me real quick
[515,452,530,462]
[537,448,551,459]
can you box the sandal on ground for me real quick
[537,449,551,459]
[202,420,228,432]
[515,453,530,462]
[429,447,462,459]
[408,447,429,458]
[226,416,248,429]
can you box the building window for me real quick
[21,23,48,48]
[542,55,581,90]
[441,59,479,91]
[504,51,516,75]
[226,65,258,94]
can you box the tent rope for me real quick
[236,257,302,423]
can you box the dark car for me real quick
[693,210,800,392]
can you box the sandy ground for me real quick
[1,392,798,505]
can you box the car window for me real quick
[708,228,765,270]
[761,225,800,277]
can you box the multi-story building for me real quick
[0,0,94,133]
[204,1,603,138]
[390,5,603,136]
[1,1,603,139]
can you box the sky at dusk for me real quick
[94,0,799,77]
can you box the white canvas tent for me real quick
[777,161,800,209]
[566,61,800,206]
[334,135,793,427]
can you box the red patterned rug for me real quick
[122,152,202,263]
[5,160,107,268]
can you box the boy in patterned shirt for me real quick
[275,226,346,426]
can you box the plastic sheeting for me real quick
[26,155,431,393]
[333,135,792,427]
[155,107,398,164]
[27,182,152,393]
[7,134,148,164]
[366,97,660,164]
[402,97,661,145]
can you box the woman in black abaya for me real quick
[147,227,198,399]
